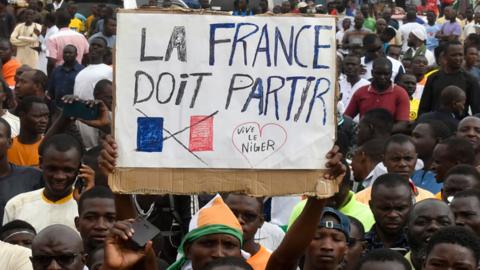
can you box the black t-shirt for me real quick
[0,164,43,221]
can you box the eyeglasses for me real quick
[30,253,82,267]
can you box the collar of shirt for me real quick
[41,189,73,204]
[364,224,410,254]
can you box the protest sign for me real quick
[112,10,339,196]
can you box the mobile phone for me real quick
[129,217,160,249]
[63,100,99,120]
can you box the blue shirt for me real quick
[48,62,84,107]
[425,24,441,51]
[412,169,442,194]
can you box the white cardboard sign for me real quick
[115,12,337,170]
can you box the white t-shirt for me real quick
[2,111,20,138]
[0,241,32,270]
[3,188,78,232]
[255,221,285,251]
[339,76,370,110]
[73,64,112,149]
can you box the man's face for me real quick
[225,195,263,243]
[3,230,35,248]
[382,8,392,21]
[15,71,37,100]
[104,19,116,37]
[281,1,291,13]
[0,122,11,158]
[343,56,360,77]
[186,234,242,270]
[443,174,478,203]
[466,9,474,20]
[384,142,417,178]
[31,235,85,270]
[376,19,387,33]
[411,56,428,77]
[407,202,454,252]
[89,39,107,61]
[24,9,35,24]
[21,103,49,135]
[354,14,364,29]
[370,185,413,235]
[398,74,417,97]
[306,215,348,270]
[0,41,12,63]
[445,45,464,70]
[94,86,113,111]
[457,118,480,149]
[372,63,392,90]
[342,18,351,31]
[75,198,116,251]
[451,196,480,236]
[351,148,368,182]
[387,46,401,60]
[407,33,420,48]
[465,47,478,67]
[424,243,477,270]
[63,46,77,64]
[431,144,455,182]
[345,223,365,270]
[40,148,81,199]
[357,120,372,146]
[411,123,436,160]
[427,11,436,24]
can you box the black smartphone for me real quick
[63,100,99,120]
[129,217,160,249]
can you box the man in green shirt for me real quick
[361,4,376,32]
[287,163,375,231]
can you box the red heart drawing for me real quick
[232,122,288,168]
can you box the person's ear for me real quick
[185,243,192,260]
[74,216,80,230]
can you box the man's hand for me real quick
[102,220,155,270]
[79,100,111,132]
[99,135,118,176]
[324,145,345,180]
[73,164,95,201]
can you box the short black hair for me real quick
[445,164,480,184]
[55,9,72,28]
[204,257,253,270]
[372,173,412,197]
[373,57,393,70]
[453,189,480,204]
[0,220,36,240]
[426,226,480,265]
[30,70,48,91]
[384,134,415,154]
[414,119,453,141]
[363,33,380,47]
[358,138,386,163]
[362,108,394,136]
[444,40,463,54]
[356,248,412,270]
[39,133,84,158]
[93,79,112,98]
[17,96,47,115]
[438,137,476,165]
[348,216,365,236]
[78,186,115,215]
[385,44,401,55]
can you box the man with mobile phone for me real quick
[3,133,94,232]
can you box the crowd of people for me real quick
[2,0,480,269]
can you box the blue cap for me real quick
[320,207,350,242]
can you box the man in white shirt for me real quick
[3,134,84,232]
[73,37,112,149]
[0,240,32,270]
[399,9,426,51]
[360,34,405,83]
[404,28,436,66]
[339,54,370,111]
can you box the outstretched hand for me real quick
[101,220,155,270]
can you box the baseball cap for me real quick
[320,207,350,241]
[411,28,426,41]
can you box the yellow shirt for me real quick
[356,185,434,205]
[246,245,271,270]
[69,17,85,33]
[7,137,42,167]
